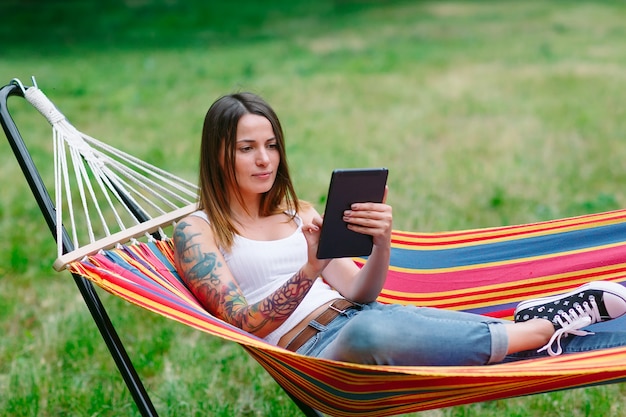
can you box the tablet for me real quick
[316,168,389,259]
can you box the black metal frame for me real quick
[0,82,160,416]
[0,82,322,417]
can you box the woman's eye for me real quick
[267,143,278,149]
[239,146,253,152]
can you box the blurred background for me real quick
[2,1,626,415]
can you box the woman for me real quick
[173,92,626,366]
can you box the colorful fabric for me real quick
[68,208,626,416]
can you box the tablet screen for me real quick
[316,168,388,259]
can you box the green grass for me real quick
[2,0,626,415]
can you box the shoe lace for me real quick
[538,297,600,356]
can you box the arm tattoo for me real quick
[174,221,315,336]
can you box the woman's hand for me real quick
[319,187,393,303]
[343,186,392,249]
[301,213,332,277]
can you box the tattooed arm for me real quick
[173,216,326,337]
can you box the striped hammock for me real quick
[67,212,626,416]
[5,79,626,416]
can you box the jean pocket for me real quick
[298,332,323,356]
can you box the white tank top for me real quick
[189,210,343,345]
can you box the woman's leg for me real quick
[317,305,626,366]
[504,319,554,353]
[317,303,510,366]
[317,281,626,366]
[506,329,626,361]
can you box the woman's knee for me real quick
[325,314,392,363]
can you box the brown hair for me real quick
[198,92,300,250]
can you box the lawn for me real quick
[1,0,626,415]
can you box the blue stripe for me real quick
[390,221,626,270]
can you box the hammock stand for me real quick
[3,79,626,417]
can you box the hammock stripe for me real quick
[390,209,626,246]
[69,209,626,417]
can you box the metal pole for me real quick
[0,83,158,417]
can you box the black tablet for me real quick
[316,168,389,259]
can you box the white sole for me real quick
[515,281,626,313]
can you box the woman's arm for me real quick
[173,216,327,337]
[304,191,393,303]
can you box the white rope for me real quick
[84,136,198,203]
[80,158,113,237]
[90,161,145,228]
[21,83,199,266]
[82,133,197,190]
[26,87,98,159]
[26,87,65,125]
[57,130,79,251]
[100,168,175,214]
[85,158,132,232]
[69,144,97,243]
[105,161,195,205]
[81,132,197,210]
[53,128,64,257]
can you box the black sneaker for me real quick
[514,281,626,356]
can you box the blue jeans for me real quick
[296,302,626,366]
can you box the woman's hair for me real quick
[198,92,301,250]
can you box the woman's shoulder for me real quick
[187,209,210,223]
[173,210,222,251]
[175,210,212,235]
[297,200,320,223]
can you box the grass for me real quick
[2,0,626,415]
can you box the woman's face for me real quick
[230,113,280,199]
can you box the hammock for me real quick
[3,79,626,417]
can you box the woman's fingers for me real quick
[344,203,392,223]
[343,203,392,243]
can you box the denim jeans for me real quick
[295,302,626,366]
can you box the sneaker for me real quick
[514,281,626,356]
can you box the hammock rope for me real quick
[21,85,199,270]
[7,79,626,416]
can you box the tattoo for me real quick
[174,221,223,317]
[173,220,315,336]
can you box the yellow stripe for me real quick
[391,213,626,249]
[388,241,626,274]
[74,266,279,351]
[383,263,626,298]
[251,348,626,416]
[379,268,626,310]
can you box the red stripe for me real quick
[382,245,626,294]
[391,210,626,247]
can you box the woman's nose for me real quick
[257,149,270,165]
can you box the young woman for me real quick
[173,92,626,366]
